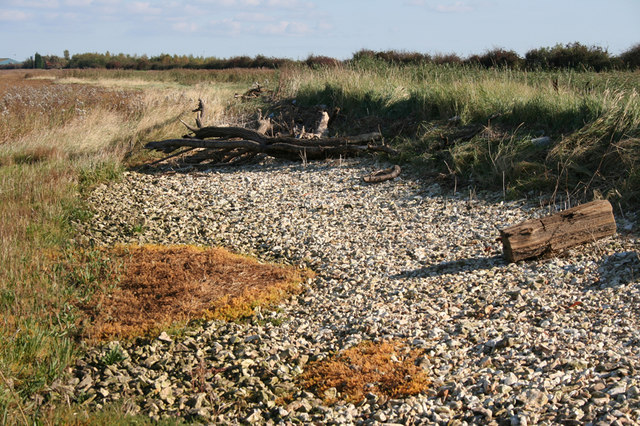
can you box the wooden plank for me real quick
[500,200,616,262]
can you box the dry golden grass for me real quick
[300,340,431,404]
[0,69,279,419]
[80,244,313,341]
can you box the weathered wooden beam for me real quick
[500,200,617,262]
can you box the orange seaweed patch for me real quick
[299,340,431,404]
[80,244,312,341]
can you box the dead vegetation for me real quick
[79,244,312,341]
[299,340,431,404]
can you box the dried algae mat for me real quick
[81,244,311,340]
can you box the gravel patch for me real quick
[65,157,640,424]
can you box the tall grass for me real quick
[277,60,640,206]
[550,90,640,203]
[0,70,253,421]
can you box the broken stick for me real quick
[362,165,402,183]
[500,200,616,262]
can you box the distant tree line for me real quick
[5,42,640,71]
[353,43,640,71]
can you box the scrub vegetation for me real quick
[0,53,638,421]
[278,59,640,207]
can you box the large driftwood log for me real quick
[145,100,396,165]
[145,137,396,157]
[500,200,616,262]
[146,126,395,162]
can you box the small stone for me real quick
[277,407,289,417]
[627,386,640,398]
[503,373,518,386]
[144,354,160,368]
[323,387,337,400]
[373,411,387,422]
[159,386,173,402]
[517,389,548,408]
[244,334,260,343]
[77,374,93,391]
[157,331,173,343]
[188,393,207,409]
[608,385,626,397]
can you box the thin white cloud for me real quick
[405,0,474,13]
[262,20,310,35]
[45,11,79,19]
[209,17,244,36]
[265,0,313,9]
[236,12,274,22]
[194,0,240,6]
[127,1,162,14]
[172,21,199,33]
[0,9,30,21]
[64,0,93,5]
[8,0,60,8]
[434,1,473,13]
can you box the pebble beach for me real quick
[65,157,640,425]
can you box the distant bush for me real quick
[524,42,614,71]
[68,52,108,68]
[352,49,377,62]
[305,55,342,68]
[620,44,640,69]
[432,53,463,66]
[467,48,522,69]
[375,50,431,65]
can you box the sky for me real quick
[1,0,639,62]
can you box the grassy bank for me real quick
[278,61,640,207]
[0,68,271,422]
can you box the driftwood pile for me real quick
[144,99,398,170]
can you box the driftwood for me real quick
[145,101,396,165]
[500,200,617,263]
[192,98,206,128]
[256,110,273,135]
[234,83,268,99]
[362,165,401,183]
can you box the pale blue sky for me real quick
[1,0,639,61]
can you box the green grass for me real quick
[278,60,640,206]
